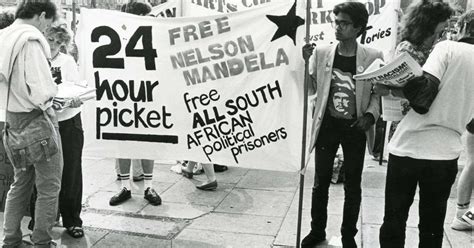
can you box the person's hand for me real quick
[70,97,83,108]
[373,84,391,96]
[302,43,315,61]
[351,113,375,131]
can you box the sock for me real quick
[144,173,153,190]
[119,173,131,191]
[456,202,470,218]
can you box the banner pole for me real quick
[72,0,77,35]
[296,0,312,247]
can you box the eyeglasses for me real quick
[331,20,353,29]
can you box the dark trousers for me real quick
[379,154,458,248]
[310,115,367,245]
[30,114,84,228]
[58,113,84,228]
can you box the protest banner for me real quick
[181,0,284,16]
[180,0,400,58]
[77,2,305,171]
[149,0,181,18]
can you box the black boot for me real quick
[301,231,325,248]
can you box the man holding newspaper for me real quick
[358,10,474,248]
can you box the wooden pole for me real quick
[296,0,312,247]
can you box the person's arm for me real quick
[24,41,57,111]
[303,43,317,95]
[403,41,449,114]
[402,72,440,114]
[365,50,384,121]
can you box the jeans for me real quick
[379,154,458,248]
[2,110,63,248]
[310,114,367,246]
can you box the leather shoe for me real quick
[144,187,162,206]
[301,231,325,248]
[196,180,217,191]
[109,187,131,206]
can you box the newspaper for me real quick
[353,52,423,87]
[381,96,410,122]
[53,81,96,111]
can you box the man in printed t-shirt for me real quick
[301,2,383,247]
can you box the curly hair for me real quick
[45,25,72,46]
[457,10,474,37]
[121,2,152,16]
[400,0,454,47]
[0,10,15,29]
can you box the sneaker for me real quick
[144,187,162,206]
[109,187,131,206]
[451,216,472,231]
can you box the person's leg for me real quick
[418,159,458,248]
[339,126,366,247]
[28,186,37,231]
[31,127,63,247]
[110,159,132,206]
[58,114,84,234]
[2,166,35,247]
[379,155,419,248]
[141,159,154,189]
[302,116,340,247]
[118,159,132,189]
[202,163,216,182]
[132,159,144,181]
[141,159,161,205]
[452,133,474,229]
[182,161,195,178]
[196,163,217,190]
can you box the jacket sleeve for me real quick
[402,71,440,114]
[24,41,57,110]
[364,50,384,121]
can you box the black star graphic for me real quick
[266,2,305,45]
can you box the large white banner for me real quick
[77,2,305,171]
[181,0,400,58]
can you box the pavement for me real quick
[0,149,473,248]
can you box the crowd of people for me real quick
[0,1,230,247]
[302,1,473,248]
[0,0,472,247]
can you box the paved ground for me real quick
[0,149,472,247]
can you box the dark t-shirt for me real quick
[467,119,474,134]
[327,49,357,119]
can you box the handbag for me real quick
[2,69,59,171]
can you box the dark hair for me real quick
[121,2,152,16]
[457,10,474,37]
[333,2,369,37]
[15,0,57,21]
[400,0,453,47]
[0,10,15,29]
